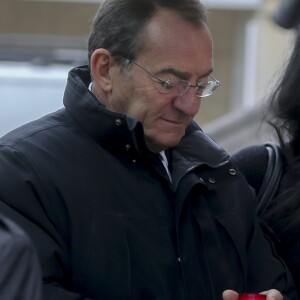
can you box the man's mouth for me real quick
[162,118,184,125]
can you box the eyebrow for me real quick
[156,67,213,81]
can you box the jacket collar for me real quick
[174,122,229,168]
[63,65,152,158]
[171,122,230,189]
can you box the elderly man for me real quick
[0,0,296,299]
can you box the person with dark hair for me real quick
[0,0,296,299]
[232,2,300,296]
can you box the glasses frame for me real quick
[121,56,220,98]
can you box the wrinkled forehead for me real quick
[135,9,213,76]
[139,9,211,52]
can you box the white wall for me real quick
[202,0,261,9]
[0,62,68,137]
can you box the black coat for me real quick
[0,215,42,299]
[0,66,296,300]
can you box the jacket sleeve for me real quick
[0,215,42,300]
[0,145,93,300]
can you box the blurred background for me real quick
[0,0,296,153]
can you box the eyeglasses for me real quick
[123,57,220,98]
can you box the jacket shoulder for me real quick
[0,108,71,149]
[231,144,269,195]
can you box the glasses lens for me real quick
[198,79,220,98]
[152,79,173,94]
[153,79,188,96]
[154,79,220,97]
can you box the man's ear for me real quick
[90,49,113,92]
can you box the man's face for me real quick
[109,9,213,152]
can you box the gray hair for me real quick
[88,0,207,69]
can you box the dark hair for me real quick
[264,29,300,238]
[267,30,300,156]
[88,0,207,68]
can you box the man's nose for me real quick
[173,87,201,116]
